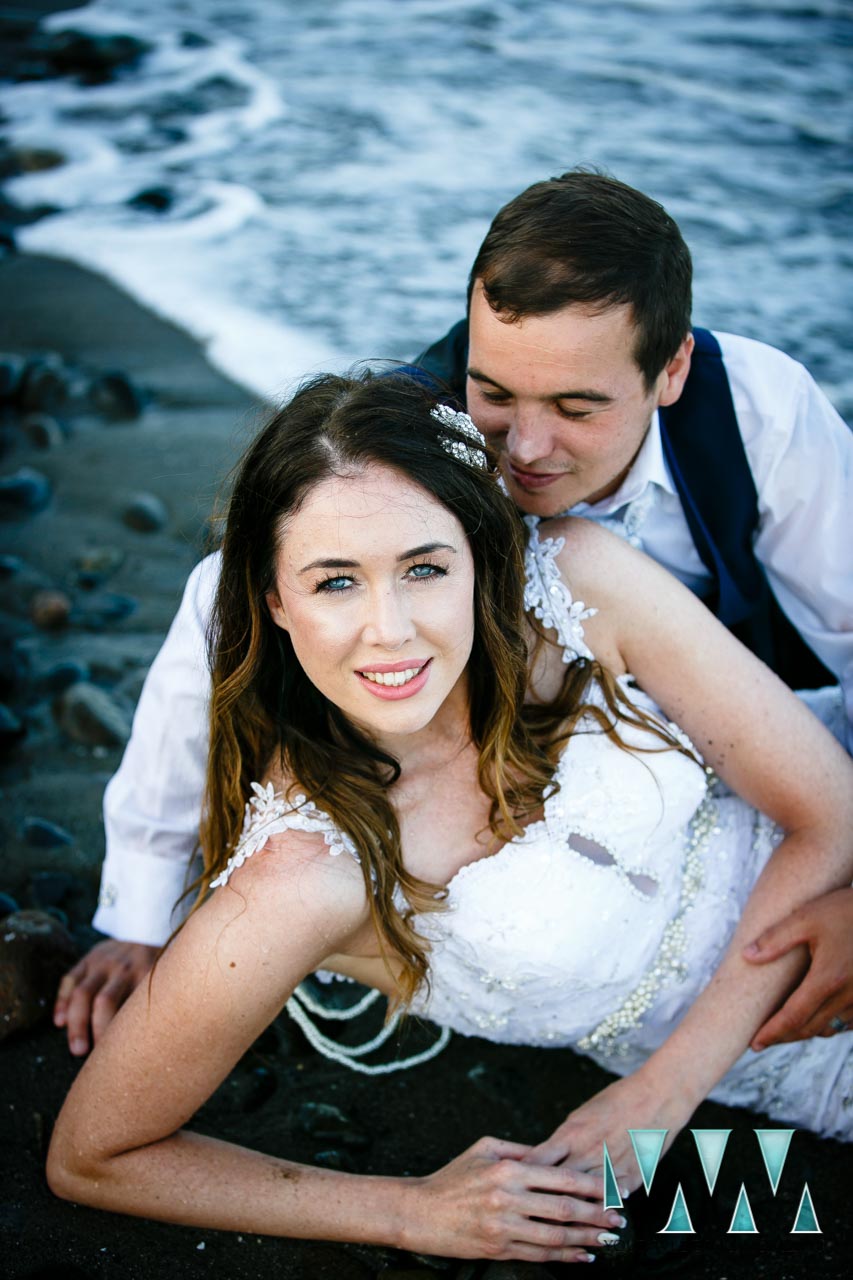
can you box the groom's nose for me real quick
[505,401,556,466]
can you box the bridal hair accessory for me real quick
[431,403,488,469]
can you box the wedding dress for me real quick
[212,519,852,1140]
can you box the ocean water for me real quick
[5,0,852,410]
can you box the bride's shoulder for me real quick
[534,514,636,600]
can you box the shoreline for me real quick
[1,251,851,1279]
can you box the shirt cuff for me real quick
[92,847,201,947]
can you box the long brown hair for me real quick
[195,371,688,1004]
[197,371,554,1003]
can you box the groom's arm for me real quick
[53,553,221,1054]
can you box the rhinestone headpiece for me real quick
[430,403,488,469]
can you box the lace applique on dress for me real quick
[523,515,596,663]
[209,781,359,889]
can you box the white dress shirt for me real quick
[94,331,853,944]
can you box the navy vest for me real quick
[415,320,832,691]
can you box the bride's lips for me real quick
[356,657,432,701]
[506,461,566,491]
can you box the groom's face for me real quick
[466,282,692,518]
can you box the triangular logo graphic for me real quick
[728,1183,759,1234]
[629,1128,668,1194]
[755,1128,794,1195]
[691,1129,731,1195]
[658,1182,695,1234]
[791,1183,821,1234]
[602,1141,623,1210]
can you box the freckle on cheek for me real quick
[229,962,236,969]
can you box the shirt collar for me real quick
[567,411,676,517]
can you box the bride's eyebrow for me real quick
[298,542,457,574]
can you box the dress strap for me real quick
[523,515,596,663]
[209,781,359,889]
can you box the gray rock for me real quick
[74,592,138,630]
[23,412,64,449]
[121,491,168,532]
[22,818,74,848]
[0,466,52,516]
[0,909,77,1041]
[0,353,26,401]
[53,681,131,747]
[20,354,70,413]
[88,369,146,421]
[74,545,125,589]
[0,702,25,751]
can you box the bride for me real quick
[47,372,853,1266]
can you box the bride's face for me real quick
[266,462,476,741]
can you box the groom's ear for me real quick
[265,590,288,631]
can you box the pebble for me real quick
[128,186,174,214]
[0,353,26,401]
[74,546,125,589]
[75,592,138,630]
[35,658,91,696]
[0,466,52,516]
[0,891,20,919]
[88,370,146,421]
[30,589,71,631]
[39,29,152,79]
[0,909,77,1041]
[23,412,64,449]
[121,492,168,533]
[0,702,25,752]
[20,354,70,413]
[21,819,73,849]
[295,1100,371,1150]
[53,681,131,748]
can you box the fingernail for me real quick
[597,1232,621,1245]
[607,1213,627,1228]
[620,1185,630,1198]
[744,942,759,957]
[581,1254,596,1263]
[71,1038,87,1055]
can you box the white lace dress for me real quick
[212,518,852,1140]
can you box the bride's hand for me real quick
[400,1134,623,1263]
[521,1070,696,1195]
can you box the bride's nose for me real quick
[360,586,416,650]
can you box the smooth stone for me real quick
[312,1149,359,1173]
[0,147,64,176]
[30,589,71,631]
[29,870,77,907]
[0,909,77,1041]
[22,819,74,849]
[0,891,20,919]
[35,658,91,695]
[0,353,26,401]
[74,546,125,586]
[40,29,152,77]
[88,369,146,421]
[121,492,168,533]
[23,412,64,449]
[0,553,24,576]
[128,186,174,214]
[74,592,138,630]
[19,354,70,413]
[0,702,25,751]
[53,681,131,748]
[295,1101,371,1150]
[0,466,52,516]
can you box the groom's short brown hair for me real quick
[468,168,693,388]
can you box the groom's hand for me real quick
[745,886,853,1048]
[53,939,159,1056]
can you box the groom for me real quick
[56,169,853,1055]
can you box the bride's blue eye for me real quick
[315,575,353,593]
[408,563,446,580]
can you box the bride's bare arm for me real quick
[47,830,613,1262]
[529,519,853,1181]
